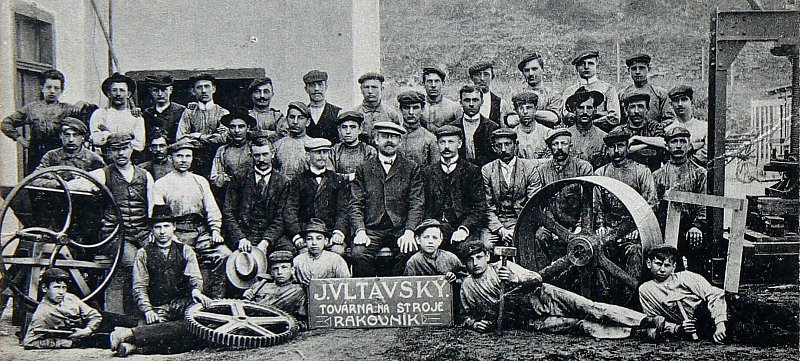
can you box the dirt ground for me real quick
[1,284,797,361]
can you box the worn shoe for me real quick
[109,327,133,352]
[639,315,666,331]
[115,342,137,357]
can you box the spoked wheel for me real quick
[0,166,123,307]
[185,299,299,348]
[514,176,663,305]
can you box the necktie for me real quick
[256,170,271,195]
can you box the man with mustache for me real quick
[618,91,667,172]
[303,70,341,144]
[248,77,287,141]
[2,69,93,174]
[90,73,146,156]
[593,127,657,298]
[561,50,620,131]
[397,90,440,166]
[511,91,549,160]
[349,121,424,276]
[455,85,499,167]
[330,111,377,181]
[138,129,174,181]
[175,73,230,178]
[664,85,707,165]
[618,54,673,127]
[274,101,314,180]
[468,62,512,127]
[653,127,708,276]
[422,125,486,248]
[142,73,185,143]
[224,136,291,256]
[354,72,402,143]
[512,53,561,128]
[210,110,256,189]
[420,66,462,132]
[566,88,608,168]
[481,128,539,249]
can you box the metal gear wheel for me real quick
[185,298,299,348]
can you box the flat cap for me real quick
[107,132,134,147]
[571,49,599,65]
[668,85,694,100]
[40,268,71,284]
[188,72,215,84]
[545,127,572,144]
[511,91,539,107]
[169,138,201,153]
[414,219,443,236]
[664,126,691,141]
[491,127,517,141]
[603,126,631,145]
[517,53,543,72]
[144,72,174,87]
[358,72,385,84]
[61,117,87,135]
[247,77,273,94]
[303,70,328,83]
[565,87,605,112]
[422,66,447,81]
[434,125,462,139]
[337,110,364,125]
[287,101,311,118]
[457,240,486,260]
[625,53,651,67]
[305,137,332,151]
[622,90,651,105]
[397,90,426,105]
[468,61,494,76]
[373,121,407,136]
[250,129,273,141]
[268,250,294,264]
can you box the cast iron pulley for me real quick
[185,299,299,348]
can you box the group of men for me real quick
[3,49,743,355]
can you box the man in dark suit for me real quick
[349,121,424,276]
[303,70,342,143]
[468,62,512,127]
[422,125,486,250]
[223,136,290,255]
[284,138,350,255]
[454,85,499,167]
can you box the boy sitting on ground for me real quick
[293,218,351,285]
[244,250,307,328]
[404,219,466,283]
[639,244,799,345]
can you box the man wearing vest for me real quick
[468,62,512,127]
[303,70,342,144]
[175,73,230,178]
[109,205,211,357]
[455,85,500,167]
[561,50,621,131]
[142,72,185,144]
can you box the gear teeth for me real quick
[185,298,297,348]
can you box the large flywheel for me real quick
[514,176,663,305]
[0,166,124,306]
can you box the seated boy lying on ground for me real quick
[458,240,673,339]
[243,250,308,329]
[639,244,799,345]
[404,219,466,282]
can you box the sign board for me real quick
[308,276,453,329]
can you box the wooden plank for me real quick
[59,248,93,297]
[663,190,746,210]
[724,206,748,293]
[749,196,800,215]
[3,257,108,269]
[663,201,682,248]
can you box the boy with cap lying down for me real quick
[243,250,308,329]
[404,219,467,282]
[458,240,674,338]
[639,245,799,345]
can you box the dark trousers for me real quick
[349,216,411,277]
[694,292,799,346]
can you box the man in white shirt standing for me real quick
[90,72,146,157]
[468,62,512,127]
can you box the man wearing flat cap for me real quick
[142,72,185,143]
[397,90,440,166]
[284,138,350,255]
[468,61,512,126]
[420,66,463,132]
[354,72,402,142]
[275,101,315,180]
[330,111,377,181]
[511,91,550,160]
[247,77,287,141]
[303,70,342,143]
[210,109,256,191]
[481,128,538,248]
[176,73,230,178]
[565,88,609,168]
[593,127,657,299]
[618,54,673,127]
[90,72,146,156]
[618,91,667,172]
[455,84,500,167]
[665,85,707,165]
[34,117,105,178]
[422,125,487,247]
[653,126,709,276]
[514,53,561,128]
[561,50,620,132]
[349,121,425,276]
